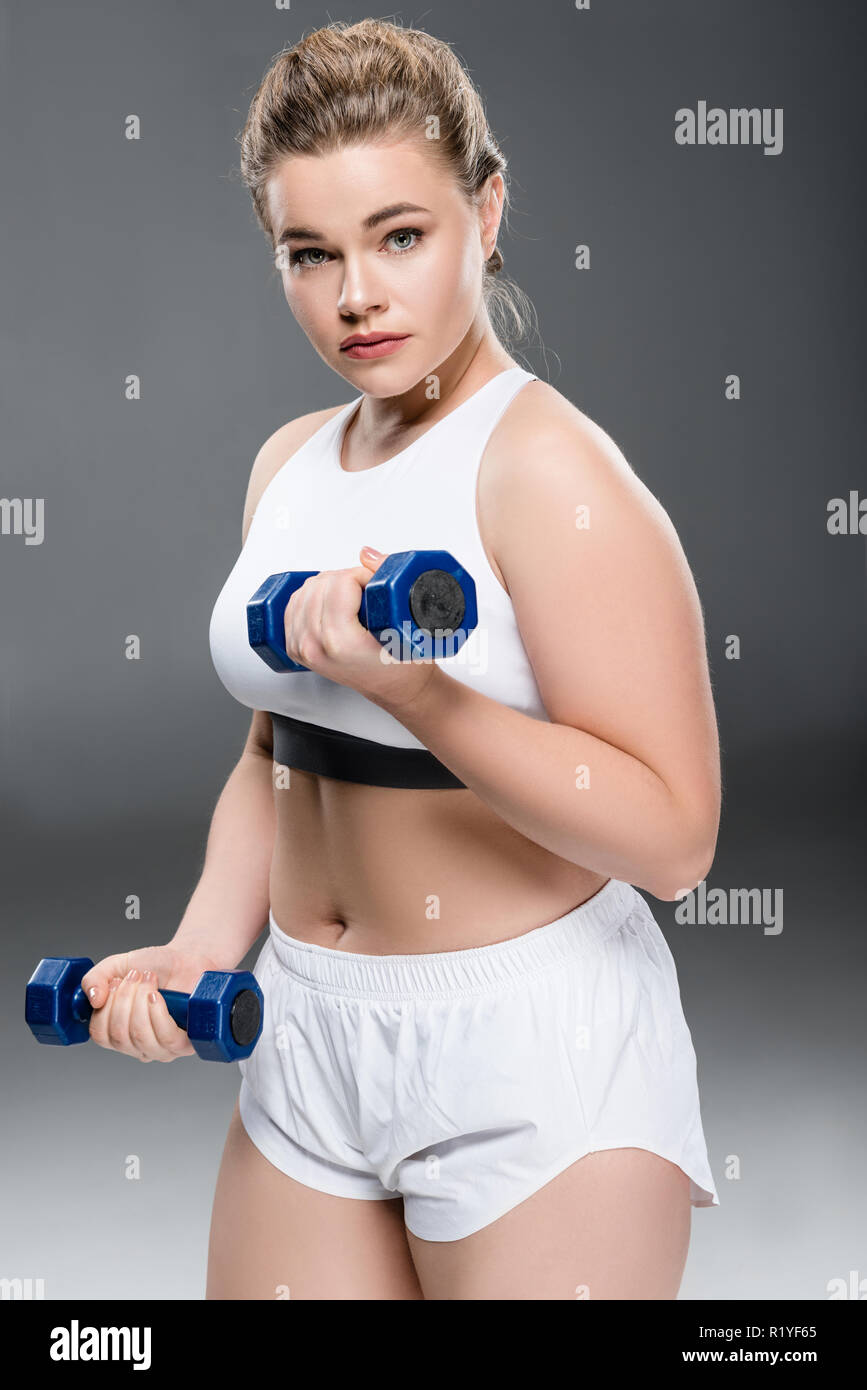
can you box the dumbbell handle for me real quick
[250,570,368,634]
[65,984,195,1033]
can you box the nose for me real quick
[337,254,388,318]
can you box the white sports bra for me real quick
[208,365,550,787]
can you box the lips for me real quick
[340,333,410,350]
[340,334,412,360]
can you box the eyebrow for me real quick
[275,202,432,246]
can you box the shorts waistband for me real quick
[266,878,641,1000]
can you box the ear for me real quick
[478,173,504,260]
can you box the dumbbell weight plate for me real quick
[407,568,466,634]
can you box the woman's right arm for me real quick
[80,409,342,1059]
[169,711,275,970]
[80,722,275,1061]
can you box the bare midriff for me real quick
[268,766,609,954]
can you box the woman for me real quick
[83,18,720,1300]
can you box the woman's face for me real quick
[265,139,502,392]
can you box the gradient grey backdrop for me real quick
[2,0,865,1300]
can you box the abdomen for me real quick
[269,770,607,953]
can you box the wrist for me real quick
[168,928,237,973]
[369,658,444,721]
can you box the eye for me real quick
[284,227,425,271]
[385,228,424,254]
[286,246,329,270]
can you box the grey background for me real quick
[1,0,865,1299]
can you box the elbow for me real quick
[647,826,719,903]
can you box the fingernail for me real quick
[109,977,121,992]
[362,546,384,559]
[88,986,98,1001]
[126,968,139,982]
[148,991,157,1004]
[142,970,152,982]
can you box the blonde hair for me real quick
[237,17,540,353]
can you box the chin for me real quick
[340,364,424,395]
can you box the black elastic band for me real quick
[269,711,466,789]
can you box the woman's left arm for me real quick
[371,406,721,902]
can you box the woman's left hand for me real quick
[282,546,437,711]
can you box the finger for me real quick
[290,575,326,669]
[283,577,313,666]
[105,968,142,1054]
[314,572,338,654]
[348,563,378,590]
[88,974,123,1048]
[359,547,385,572]
[321,569,368,644]
[145,981,193,1060]
[127,973,164,1061]
[81,954,132,1010]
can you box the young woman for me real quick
[82,18,720,1300]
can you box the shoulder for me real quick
[480,378,679,587]
[242,404,347,543]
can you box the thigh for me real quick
[207,1097,424,1300]
[406,1147,691,1301]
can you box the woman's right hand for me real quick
[80,944,227,1062]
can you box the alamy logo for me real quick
[675,880,783,935]
[675,101,783,156]
[378,621,489,675]
[49,1320,151,1371]
[827,491,867,534]
[0,497,44,544]
[0,1276,45,1299]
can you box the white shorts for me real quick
[237,877,719,1242]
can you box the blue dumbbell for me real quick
[25,957,264,1063]
[247,549,478,673]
